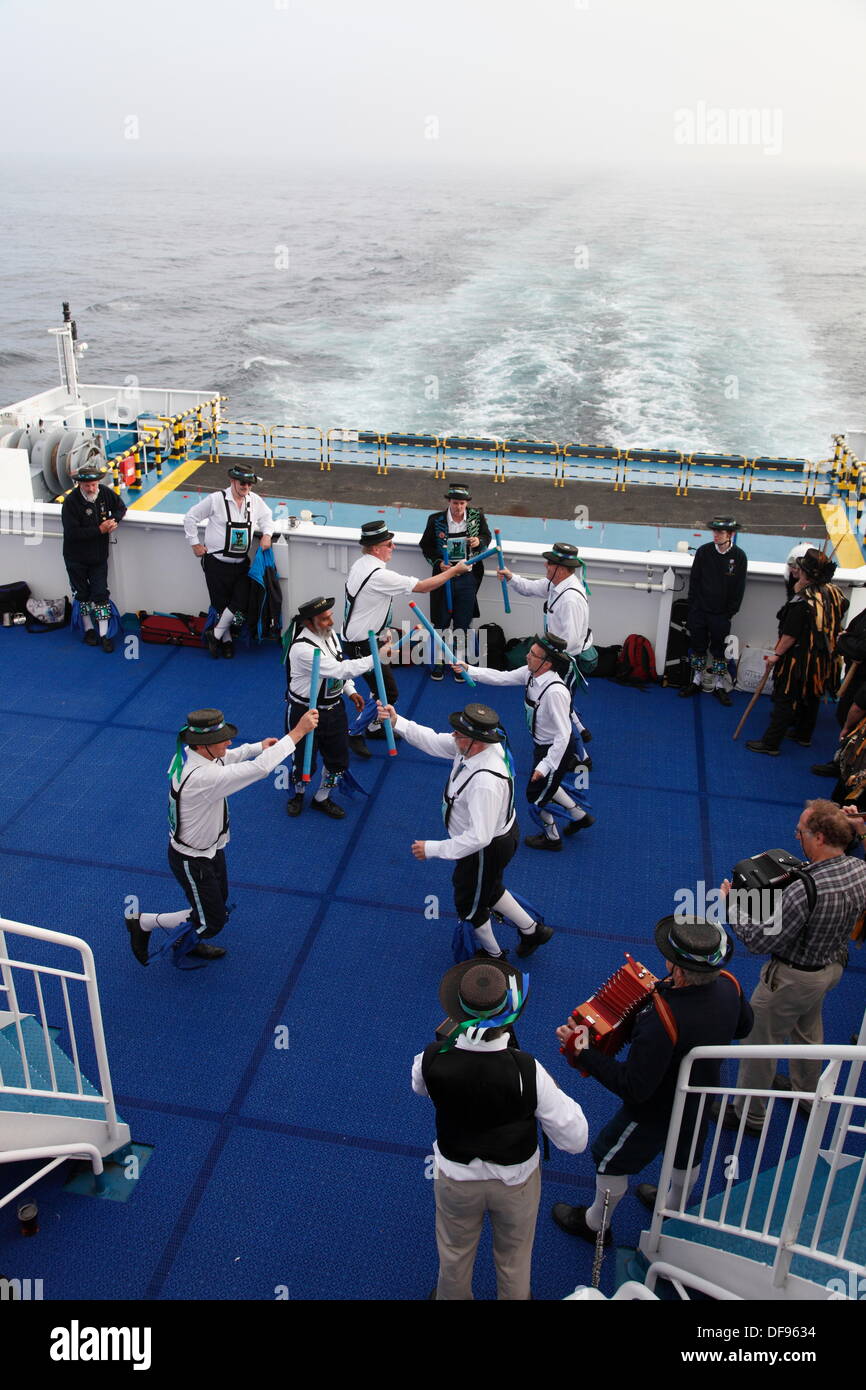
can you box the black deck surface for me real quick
[188,455,824,537]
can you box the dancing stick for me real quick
[494,529,511,613]
[465,546,498,565]
[732,663,772,741]
[409,602,477,687]
[301,647,321,781]
[368,630,398,756]
[438,539,453,619]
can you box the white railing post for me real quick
[0,928,23,1023]
[770,1061,840,1289]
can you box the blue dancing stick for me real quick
[494,528,511,614]
[301,646,321,782]
[438,539,453,618]
[465,546,498,565]
[409,602,477,687]
[368,630,398,757]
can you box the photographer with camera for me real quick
[719,798,866,1133]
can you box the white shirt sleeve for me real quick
[471,665,529,687]
[536,683,573,777]
[509,574,547,598]
[425,782,502,861]
[198,733,297,798]
[534,1063,589,1154]
[371,568,420,598]
[293,643,373,685]
[411,1051,428,1096]
[253,494,274,536]
[183,493,215,545]
[394,715,456,760]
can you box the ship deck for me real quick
[0,622,863,1300]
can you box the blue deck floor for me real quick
[0,627,862,1300]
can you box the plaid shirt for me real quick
[731,853,866,967]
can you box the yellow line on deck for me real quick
[128,459,206,511]
[819,501,865,568]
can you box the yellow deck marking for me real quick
[128,459,207,511]
[819,501,865,569]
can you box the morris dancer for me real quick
[125,705,317,968]
[378,699,554,959]
[285,595,386,820]
[343,519,469,757]
[61,460,126,652]
[183,464,274,658]
[419,484,491,681]
[455,632,594,851]
[497,541,594,743]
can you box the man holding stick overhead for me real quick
[378,700,554,959]
[419,485,491,682]
[343,520,470,758]
[285,596,382,820]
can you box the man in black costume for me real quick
[679,517,747,706]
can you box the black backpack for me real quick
[478,622,507,671]
[663,599,691,687]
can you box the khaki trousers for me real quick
[735,957,844,1122]
[434,1164,540,1301]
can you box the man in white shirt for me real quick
[378,699,552,958]
[285,594,387,820]
[125,705,317,968]
[498,541,594,742]
[343,519,469,757]
[183,465,274,658]
[413,956,588,1300]
[458,633,594,853]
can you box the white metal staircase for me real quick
[0,916,131,1207]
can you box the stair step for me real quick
[0,1017,106,1123]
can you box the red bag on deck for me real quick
[139,613,207,647]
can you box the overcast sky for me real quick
[1,0,864,169]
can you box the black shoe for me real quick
[204,627,220,659]
[430,668,444,682]
[746,740,780,757]
[516,922,554,958]
[524,832,562,852]
[349,735,371,759]
[563,813,595,836]
[786,733,812,747]
[574,755,593,772]
[473,948,510,962]
[453,670,465,683]
[287,793,304,817]
[367,725,387,740]
[580,728,592,743]
[188,942,226,960]
[635,1183,658,1212]
[772,1073,793,1091]
[83,629,98,646]
[810,761,839,778]
[551,1204,612,1245]
[311,796,346,819]
[125,916,149,966]
[678,681,700,697]
[712,1099,764,1136]
[101,635,114,653]
[712,687,732,706]
[221,640,234,659]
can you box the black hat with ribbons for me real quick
[227,465,261,484]
[445,485,472,501]
[447,702,503,744]
[541,542,582,568]
[180,708,239,746]
[653,915,734,974]
[359,519,395,546]
[297,595,335,623]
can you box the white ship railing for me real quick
[643,1036,866,1291]
[0,918,124,1156]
